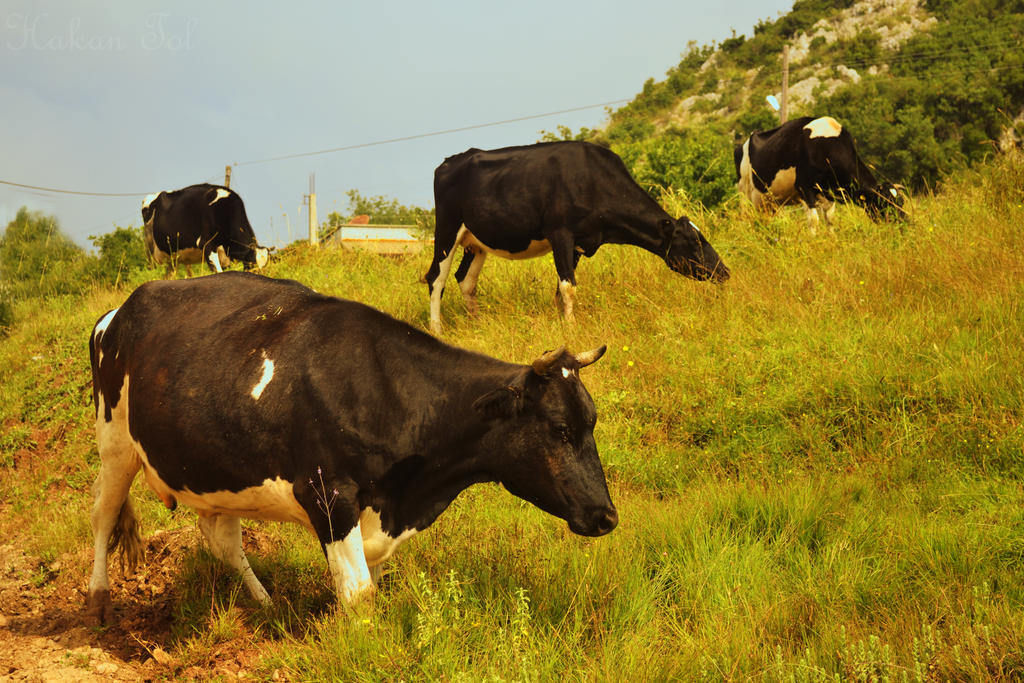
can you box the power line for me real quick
[0,100,630,197]
[233,99,631,166]
[0,179,151,198]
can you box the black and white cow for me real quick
[142,183,270,275]
[425,141,730,334]
[735,116,905,228]
[86,272,616,623]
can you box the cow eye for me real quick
[555,423,570,442]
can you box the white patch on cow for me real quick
[358,507,417,568]
[92,308,120,366]
[460,227,552,260]
[142,193,159,210]
[767,167,798,202]
[251,353,274,401]
[429,225,467,334]
[207,247,229,273]
[325,525,374,604]
[736,139,761,206]
[94,308,119,339]
[209,188,232,205]
[804,116,842,139]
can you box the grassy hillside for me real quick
[1,151,1022,679]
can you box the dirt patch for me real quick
[0,528,292,681]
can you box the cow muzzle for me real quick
[672,257,730,283]
[571,504,619,537]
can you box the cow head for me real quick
[473,345,618,537]
[862,183,908,222]
[242,243,273,270]
[662,218,730,283]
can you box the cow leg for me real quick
[797,186,822,236]
[456,249,487,317]
[369,563,384,586]
[324,523,375,605]
[550,235,579,322]
[294,478,374,605]
[86,414,143,624]
[205,247,224,274]
[426,224,467,335]
[196,513,271,605]
[821,198,836,224]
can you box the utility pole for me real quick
[780,44,790,123]
[224,165,232,188]
[303,173,318,247]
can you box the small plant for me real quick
[413,570,466,651]
[309,465,339,542]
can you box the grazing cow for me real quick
[424,141,730,334]
[735,116,905,228]
[86,272,616,623]
[142,183,271,275]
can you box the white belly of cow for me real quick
[140,450,313,527]
[738,139,799,209]
[151,246,202,265]
[148,244,230,269]
[458,225,551,260]
[766,167,798,203]
[359,508,417,567]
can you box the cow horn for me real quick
[531,346,566,375]
[575,345,607,368]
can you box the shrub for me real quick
[89,225,149,287]
[616,129,736,210]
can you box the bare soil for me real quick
[0,526,288,682]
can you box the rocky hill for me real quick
[554,0,1024,208]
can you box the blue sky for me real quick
[1,1,793,248]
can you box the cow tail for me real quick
[107,498,144,574]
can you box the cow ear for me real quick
[473,384,524,419]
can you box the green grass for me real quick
[2,152,1023,680]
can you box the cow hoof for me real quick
[84,589,113,626]
[338,586,376,618]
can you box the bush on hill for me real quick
[0,207,91,299]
